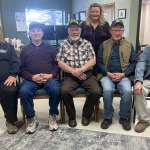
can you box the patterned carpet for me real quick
[0,125,150,150]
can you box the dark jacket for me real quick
[20,42,59,81]
[0,42,20,83]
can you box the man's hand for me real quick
[72,68,83,78]
[134,81,143,95]
[4,76,17,86]
[107,72,116,80]
[112,73,125,82]
[32,74,43,83]
[79,73,87,80]
[42,74,53,83]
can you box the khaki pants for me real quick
[134,80,150,123]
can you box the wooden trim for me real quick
[102,2,115,7]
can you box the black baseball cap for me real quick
[68,19,80,28]
[29,21,44,30]
[111,19,124,27]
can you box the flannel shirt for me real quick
[57,38,95,68]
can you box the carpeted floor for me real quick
[0,125,150,150]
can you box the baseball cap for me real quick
[29,21,44,30]
[68,19,80,28]
[111,19,124,27]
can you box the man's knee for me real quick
[3,85,18,94]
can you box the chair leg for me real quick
[62,101,66,124]
[94,101,99,122]
[133,108,136,123]
[21,104,26,124]
[60,100,63,123]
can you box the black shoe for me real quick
[81,117,90,126]
[101,119,112,129]
[119,118,131,131]
[68,119,77,128]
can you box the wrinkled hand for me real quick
[4,76,17,86]
[72,68,83,78]
[107,72,116,80]
[134,81,143,95]
[112,73,125,82]
[79,73,87,80]
[32,74,43,83]
[42,74,53,83]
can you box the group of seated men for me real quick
[0,19,149,135]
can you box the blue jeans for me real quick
[19,78,60,119]
[100,76,132,119]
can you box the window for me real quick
[25,8,64,28]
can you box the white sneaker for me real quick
[26,117,39,134]
[48,114,58,131]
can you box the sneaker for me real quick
[134,121,149,133]
[26,116,39,134]
[101,119,112,129]
[6,121,18,134]
[48,114,58,131]
[119,118,131,131]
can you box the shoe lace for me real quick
[28,118,35,127]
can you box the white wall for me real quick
[140,3,150,45]
[72,0,140,47]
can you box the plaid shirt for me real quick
[57,38,95,68]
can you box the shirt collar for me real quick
[66,37,83,46]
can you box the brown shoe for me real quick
[6,121,18,134]
[82,117,90,126]
[134,121,149,133]
[68,119,77,128]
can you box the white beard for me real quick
[69,37,80,41]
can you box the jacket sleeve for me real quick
[20,47,34,80]
[124,44,137,76]
[134,47,149,83]
[51,49,60,77]
[97,44,109,75]
[9,44,21,77]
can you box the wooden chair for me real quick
[59,87,100,124]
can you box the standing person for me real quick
[19,22,60,134]
[81,3,111,58]
[57,19,101,128]
[0,27,21,134]
[97,19,137,131]
[134,46,150,133]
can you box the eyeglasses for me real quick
[111,29,124,33]
[30,29,43,33]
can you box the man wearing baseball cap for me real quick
[57,19,101,128]
[97,19,137,131]
[19,21,60,134]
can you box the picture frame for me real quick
[73,13,79,21]
[79,11,86,22]
[118,9,126,19]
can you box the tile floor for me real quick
[0,97,150,138]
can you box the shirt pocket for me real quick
[79,48,88,60]
[64,50,75,61]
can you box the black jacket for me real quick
[0,42,20,83]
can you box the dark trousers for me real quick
[0,82,18,123]
[19,78,60,119]
[61,73,101,120]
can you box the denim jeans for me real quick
[101,76,132,119]
[19,78,60,119]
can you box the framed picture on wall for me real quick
[74,13,80,21]
[79,11,86,22]
[118,9,126,19]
